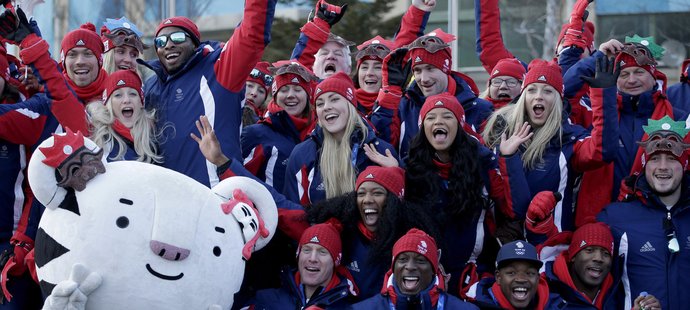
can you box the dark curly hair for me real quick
[405,124,488,222]
[307,191,440,266]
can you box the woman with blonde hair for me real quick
[484,58,618,236]
[283,72,398,205]
[87,70,160,163]
[100,16,147,75]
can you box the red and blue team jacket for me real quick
[282,123,398,206]
[666,60,690,112]
[597,174,690,310]
[499,86,618,234]
[141,0,276,188]
[241,109,307,194]
[370,72,493,160]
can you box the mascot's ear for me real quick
[212,176,278,257]
[28,130,105,210]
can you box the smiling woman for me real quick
[87,70,161,163]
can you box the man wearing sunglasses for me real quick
[140,0,277,187]
[597,116,690,310]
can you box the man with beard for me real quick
[598,115,690,310]
[140,0,276,187]
[468,240,553,309]
[353,228,478,309]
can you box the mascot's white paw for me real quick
[42,264,102,310]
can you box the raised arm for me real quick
[474,0,518,73]
[215,0,278,93]
[392,0,435,48]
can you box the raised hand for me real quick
[0,8,33,44]
[42,264,102,310]
[190,115,229,167]
[598,39,624,57]
[412,0,437,12]
[363,143,399,168]
[382,47,411,88]
[499,122,533,156]
[581,56,621,88]
[315,0,347,26]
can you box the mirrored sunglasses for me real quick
[154,31,189,48]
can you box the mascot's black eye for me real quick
[116,216,129,228]
[213,246,221,257]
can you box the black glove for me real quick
[581,56,621,88]
[316,0,347,26]
[382,47,411,88]
[0,8,32,44]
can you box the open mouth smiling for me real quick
[146,263,184,281]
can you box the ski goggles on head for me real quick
[620,43,657,66]
[407,36,450,54]
[249,68,274,86]
[355,43,390,62]
[154,31,190,48]
[271,62,317,83]
[105,31,147,53]
[637,131,690,159]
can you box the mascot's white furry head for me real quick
[27,130,278,310]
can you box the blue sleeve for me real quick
[0,93,51,115]
[282,145,305,204]
[558,46,585,75]
[563,51,604,100]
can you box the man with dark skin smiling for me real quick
[140,0,277,187]
[469,240,552,309]
[353,228,478,309]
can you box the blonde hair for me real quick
[479,87,490,100]
[319,103,368,199]
[102,49,143,77]
[484,88,563,169]
[87,97,161,163]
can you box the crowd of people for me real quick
[1,0,689,308]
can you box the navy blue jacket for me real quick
[283,123,398,205]
[342,230,389,300]
[597,174,690,310]
[543,258,625,309]
[352,279,478,310]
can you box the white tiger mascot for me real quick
[27,129,278,309]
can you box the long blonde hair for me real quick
[319,103,368,199]
[484,89,563,169]
[87,98,161,163]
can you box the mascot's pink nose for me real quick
[150,240,190,261]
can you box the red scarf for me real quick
[266,101,315,141]
[488,97,513,110]
[552,253,613,309]
[112,119,134,142]
[491,276,550,310]
[355,88,378,116]
[575,90,675,227]
[433,158,451,180]
[64,68,108,103]
[357,221,376,241]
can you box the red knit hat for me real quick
[392,228,439,273]
[616,52,656,79]
[355,36,394,67]
[314,71,356,104]
[568,222,614,259]
[522,59,563,96]
[0,45,9,81]
[356,166,405,199]
[60,23,104,68]
[156,16,201,45]
[246,61,273,92]
[407,29,455,74]
[420,93,466,126]
[490,58,526,81]
[102,70,144,106]
[299,219,343,266]
[270,61,316,100]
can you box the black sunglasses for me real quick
[249,68,274,86]
[663,213,680,253]
[154,31,189,48]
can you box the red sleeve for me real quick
[243,144,265,176]
[393,5,429,48]
[571,87,618,172]
[290,18,330,70]
[372,88,402,147]
[0,110,45,145]
[487,166,513,219]
[215,0,277,92]
[20,34,88,134]
[278,209,309,241]
[475,0,516,73]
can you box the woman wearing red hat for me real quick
[283,72,398,205]
[87,70,160,163]
[403,92,509,298]
[306,166,440,299]
[100,16,147,76]
[483,58,618,240]
[242,61,272,126]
